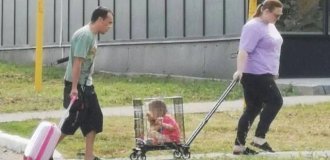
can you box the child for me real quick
[146,100,181,145]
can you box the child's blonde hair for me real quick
[148,100,168,118]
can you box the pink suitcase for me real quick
[23,121,61,160]
[23,97,76,160]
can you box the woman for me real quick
[232,0,283,155]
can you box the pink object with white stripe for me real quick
[23,96,77,160]
[23,121,61,160]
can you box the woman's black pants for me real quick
[234,73,283,145]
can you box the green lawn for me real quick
[0,61,317,160]
[0,61,243,113]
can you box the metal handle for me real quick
[185,79,238,146]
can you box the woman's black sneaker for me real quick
[251,142,275,152]
[233,147,258,155]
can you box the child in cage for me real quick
[146,100,181,145]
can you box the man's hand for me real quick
[70,87,79,99]
[70,57,83,100]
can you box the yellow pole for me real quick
[248,0,257,18]
[34,0,44,92]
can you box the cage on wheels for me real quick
[129,96,190,160]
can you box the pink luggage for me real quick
[23,97,76,160]
[23,122,61,160]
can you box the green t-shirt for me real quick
[64,25,97,86]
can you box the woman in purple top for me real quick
[232,0,283,155]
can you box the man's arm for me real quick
[70,57,84,98]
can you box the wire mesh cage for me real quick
[131,96,187,160]
[133,96,185,145]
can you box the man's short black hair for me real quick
[91,6,113,23]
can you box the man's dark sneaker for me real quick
[251,142,275,152]
[233,147,258,155]
[49,156,53,160]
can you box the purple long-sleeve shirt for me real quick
[239,18,283,76]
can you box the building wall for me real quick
[0,38,239,79]
[0,0,245,79]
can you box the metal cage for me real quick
[131,96,187,160]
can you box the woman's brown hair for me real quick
[253,0,283,18]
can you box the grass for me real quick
[0,61,317,159]
[0,103,329,159]
[0,61,243,113]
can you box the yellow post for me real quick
[34,0,44,92]
[248,0,257,18]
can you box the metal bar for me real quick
[173,97,186,143]
[183,0,186,37]
[184,79,238,146]
[165,0,167,38]
[26,0,29,44]
[133,99,144,139]
[244,0,247,23]
[202,0,205,37]
[0,0,3,46]
[67,0,70,41]
[0,36,240,51]
[34,0,45,92]
[129,0,132,39]
[324,0,329,36]
[82,0,85,25]
[223,0,226,35]
[54,0,56,43]
[97,0,100,41]
[56,56,69,64]
[113,0,116,40]
[14,0,16,45]
[146,0,149,38]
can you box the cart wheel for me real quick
[182,151,191,159]
[130,152,138,160]
[173,150,182,159]
[138,154,146,160]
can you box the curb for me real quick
[0,131,64,159]
[87,150,330,159]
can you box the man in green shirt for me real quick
[55,7,113,160]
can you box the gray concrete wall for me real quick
[0,0,244,79]
[0,0,245,46]
[0,38,239,79]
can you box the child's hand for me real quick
[146,112,151,118]
[147,112,156,123]
[155,117,163,125]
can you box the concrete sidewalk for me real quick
[1,95,330,123]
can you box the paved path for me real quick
[1,95,330,123]
[1,95,330,159]
[0,146,22,160]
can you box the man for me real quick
[54,7,113,160]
